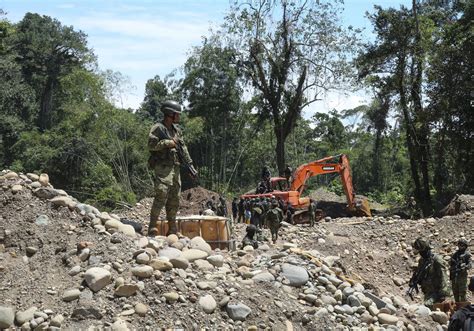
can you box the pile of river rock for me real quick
[0,170,451,330]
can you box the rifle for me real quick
[407,253,433,300]
[450,252,470,280]
[157,126,198,181]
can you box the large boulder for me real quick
[189,236,212,254]
[281,263,309,287]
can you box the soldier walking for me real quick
[308,199,317,227]
[450,238,472,302]
[232,197,239,221]
[147,100,196,236]
[407,238,451,308]
[264,199,284,243]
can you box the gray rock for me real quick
[68,265,81,276]
[207,255,224,267]
[219,296,230,307]
[194,259,214,271]
[71,301,102,320]
[131,266,154,278]
[189,236,212,254]
[134,303,148,317]
[15,307,37,326]
[136,252,150,264]
[62,288,81,302]
[304,294,318,304]
[84,267,112,292]
[363,291,387,309]
[199,294,217,314]
[182,249,208,262]
[78,248,90,261]
[0,306,15,329]
[408,304,431,317]
[158,247,182,260]
[33,187,59,200]
[252,272,275,282]
[281,263,308,287]
[321,295,337,306]
[149,259,173,271]
[50,196,75,208]
[226,303,252,321]
[115,284,139,297]
[431,311,449,324]
[347,295,361,307]
[163,292,179,303]
[11,184,23,193]
[377,313,399,325]
[111,319,131,330]
[50,314,64,327]
[169,257,189,269]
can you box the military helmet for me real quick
[271,199,278,207]
[246,224,257,235]
[413,238,431,251]
[160,100,182,116]
[458,238,469,246]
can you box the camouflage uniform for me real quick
[411,238,451,308]
[308,199,317,227]
[449,239,472,302]
[241,225,258,249]
[148,103,193,236]
[264,201,284,243]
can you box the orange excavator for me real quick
[241,154,371,221]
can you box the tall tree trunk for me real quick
[372,129,382,188]
[274,124,286,176]
[398,57,422,204]
[411,0,432,215]
[39,76,54,131]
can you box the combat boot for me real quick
[148,218,159,236]
[167,220,177,235]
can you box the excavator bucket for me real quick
[356,198,372,217]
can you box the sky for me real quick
[2,0,411,117]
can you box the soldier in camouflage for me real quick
[449,238,472,302]
[409,238,451,308]
[264,199,284,243]
[308,199,317,227]
[241,224,259,249]
[147,100,195,236]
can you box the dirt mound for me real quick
[179,186,221,215]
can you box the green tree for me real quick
[12,13,93,130]
[222,0,359,174]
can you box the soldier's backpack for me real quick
[464,306,474,331]
[266,208,281,224]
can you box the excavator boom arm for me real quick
[290,154,361,213]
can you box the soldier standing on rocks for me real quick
[308,199,317,227]
[232,197,239,221]
[147,100,196,236]
[450,238,472,302]
[264,199,284,243]
[408,238,451,308]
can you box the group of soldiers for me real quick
[235,196,319,247]
[409,238,472,308]
[202,195,228,217]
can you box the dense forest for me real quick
[0,1,472,215]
